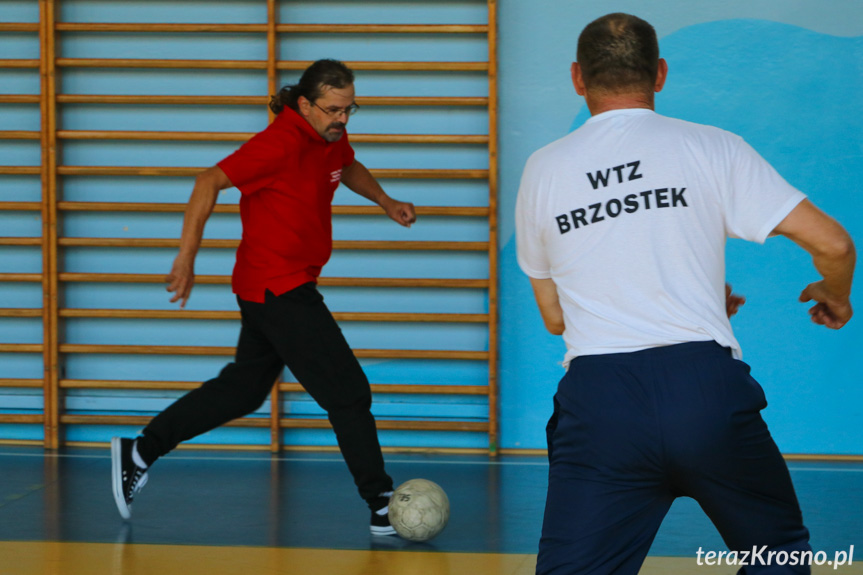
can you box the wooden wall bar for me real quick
[40,0,60,450]
[487,0,500,452]
[0,0,498,453]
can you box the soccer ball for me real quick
[388,478,450,542]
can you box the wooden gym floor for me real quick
[1,447,861,574]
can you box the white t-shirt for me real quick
[516,108,805,366]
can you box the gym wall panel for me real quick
[0,0,499,452]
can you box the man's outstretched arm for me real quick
[772,199,856,329]
[165,166,233,308]
[341,160,417,227]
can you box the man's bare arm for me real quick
[529,277,565,335]
[772,199,856,329]
[340,160,416,227]
[165,166,234,308]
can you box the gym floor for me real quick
[1,447,861,574]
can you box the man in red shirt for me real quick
[110,59,416,536]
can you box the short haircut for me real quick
[269,59,355,114]
[576,13,659,93]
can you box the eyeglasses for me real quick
[311,100,360,118]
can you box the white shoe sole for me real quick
[370,525,398,536]
[111,437,132,520]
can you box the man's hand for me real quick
[772,199,855,330]
[165,256,195,308]
[725,283,746,318]
[165,165,230,308]
[799,280,853,329]
[340,160,417,227]
[383,198,417,228]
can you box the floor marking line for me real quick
[1,451,861,471]
[0,450,550,467]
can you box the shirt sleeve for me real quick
[516,154,553,279]
[217,124,286,196]
[723,137,806,243]
[340,131,356,167]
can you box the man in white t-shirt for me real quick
[516,13,856,575]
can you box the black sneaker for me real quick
[370,491,397,536]
[111,437,148,520]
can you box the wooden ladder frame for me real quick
[0,0,499,453]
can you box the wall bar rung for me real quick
[276,24,488,34]
[0,167,41,175]
[54,59,488,72]
[362,97,488,106]
[56,58,269,70]
[56,202,489,217]
[0,379,44,388]
[374,420,489,432]
[0,202,41,211]
[57,237,489,251]
[58,380,489,395]
[284,383,490,396]
[58,130,254,141]
[0,60,40,69]
[57,273,489,289]
[54,95,489,106]
[0,344,44,353]
[0,95,41,104]
[55,23,270,33]
[0,23,40,32]
[0,309,42,318]
[52,23,487,34]
[0,131,40,140]
[279,61,488,72]
[0,274,42,283]
[57,414,488,432]
[58,309,489,323]
[58,344,489,360]
[55,166,488,179]
[0,238,42,246]
[0,415,44,424]
[53,130,488,144]
[61,380,200,390]
[56,94,264,105]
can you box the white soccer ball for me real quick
[388,478,450,542]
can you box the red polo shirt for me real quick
[217,108,355,303]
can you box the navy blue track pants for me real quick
[536,341,810,575]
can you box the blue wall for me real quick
[498,1,863,454]
[1,0,861,454]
